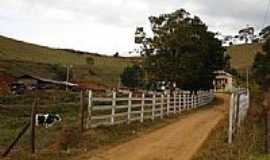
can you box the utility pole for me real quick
[117,77,121,90]
[246,68,249,89]
[66,65,72,91]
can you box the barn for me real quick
[11,74,78,94]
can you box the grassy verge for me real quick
[192,118,268,160]
[193,90,270,160]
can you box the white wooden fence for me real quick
[86,90,214,128]
[228,88,250,144]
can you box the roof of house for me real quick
[16,74,78,87]
[72,81,108,91]
[214,70,232,78]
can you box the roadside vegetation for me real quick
[192,87,268,160]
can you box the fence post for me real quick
[111,91,116,125]
[186,92,189,110]
[173,92,176,114]
[141,93,145,123]
[189,92,192,110]
[80,90,85,133]
[198,91,201,107]
[196,93,199,108]
[31,99,37,154]
[161,94,164,119]
[179,94,181,112]
[183,93,186,111]
[167,94,170,116]
[228,93,234,144]
[236,93,241,128]
[191,92,195,109]
[128,92,132,124]
[266,111,270,154]
[187,92,190,110]
[152,93,156,120]
[87,90,92,129]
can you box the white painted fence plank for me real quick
[88,90,214,128]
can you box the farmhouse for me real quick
[213,70,233,92]
[11,74,78,94]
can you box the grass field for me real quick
[0,35,140,87]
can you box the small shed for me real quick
[11,74,78,94]
[72,81,108,92]
[213,70,233,92]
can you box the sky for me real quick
[0,0,269,56]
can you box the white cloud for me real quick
[0,0,269,55]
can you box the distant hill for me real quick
[0,35,262,87]
[226,43,263,72]
[0,35,140,87]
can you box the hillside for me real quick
[0,35,140,87]
[226,43,263,72]
[0,34,263,87]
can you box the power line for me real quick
[262,0,270,28]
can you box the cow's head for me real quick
[54,114,62,122]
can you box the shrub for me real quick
[120,65,144,88]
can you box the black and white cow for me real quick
[35,113,62,128]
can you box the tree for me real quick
[120,65,144,88]
[114,52,119,57]
[252,38,270,89]
[138,9,229,90]
[259,25,270,40]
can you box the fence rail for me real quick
[86,90,215,128]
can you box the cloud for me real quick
[186,0,269,34]
[0,0,269,55]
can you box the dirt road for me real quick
[82,94,228,160]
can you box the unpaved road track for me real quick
[80,94,228,160]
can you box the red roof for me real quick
[0,73,15,85]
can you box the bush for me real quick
[50,64,68,81]
[120,65,144,88]
[252,38,270,89]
